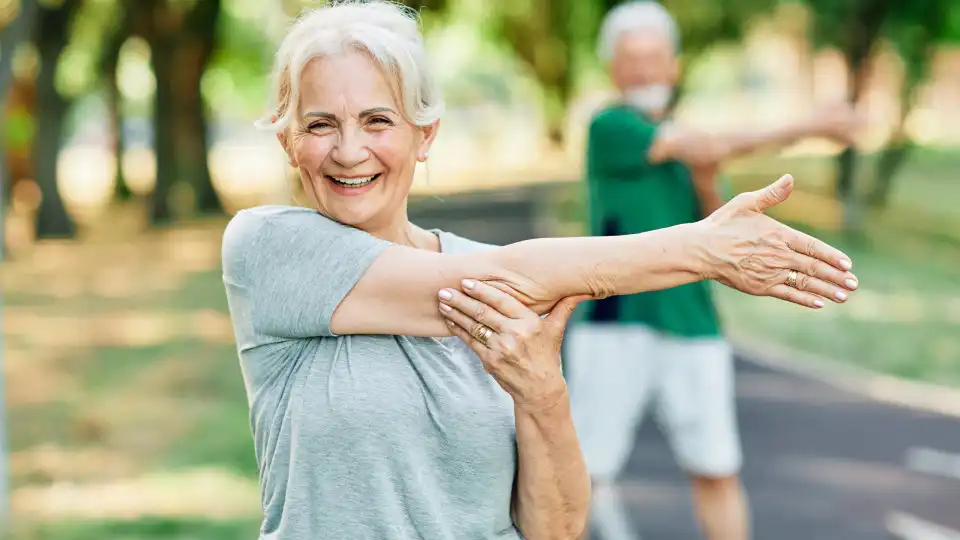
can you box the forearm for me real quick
[656,120,824,167]
[484,222,706,307]
[715,120,821,161]
[513,389,590,539]
[691,166,725,217]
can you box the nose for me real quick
[330,128,371,169]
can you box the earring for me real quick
[423,151,430,161]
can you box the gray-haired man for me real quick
[566,2,860,539]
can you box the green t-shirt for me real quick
[582,103,722,338]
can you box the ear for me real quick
[668,56,682,86]
[273,114,298,168]
[417,120,440,162]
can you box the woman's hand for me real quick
[437,280,589,411]
[697,174,860,309]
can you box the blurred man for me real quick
[566,3,860,540]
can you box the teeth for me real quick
[331,175,376,185]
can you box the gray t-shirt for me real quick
[221,205,520,540]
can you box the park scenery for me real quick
[1,0,959,538]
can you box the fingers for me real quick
[460,279,530,319]
[439,301,495,348]
[545,295,591,327]
[769,284,827,309]
[753,174,794,212]
[439,286,511,333]
[784,270,849,304]
[786,229,854,272]
[788,253,858,295]
[443,318,493,361]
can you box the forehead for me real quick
[298,51,400,113]
[614,31,674,60]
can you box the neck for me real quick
[358,203,439,252]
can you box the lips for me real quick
[327,173,381,188]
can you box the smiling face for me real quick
[281,51,438,231]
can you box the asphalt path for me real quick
[587,355,960,539]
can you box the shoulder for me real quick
[221,205,358,278]
[589,104,655,136]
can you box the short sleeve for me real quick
[587,107,658,179]
[222,206,390,343]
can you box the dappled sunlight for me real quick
[5,309,235,349]
[12,467,261,521]
[11,446,141,486]
[3,347,81,406]
[2,222,224,306]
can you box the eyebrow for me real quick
[303,107,398,120]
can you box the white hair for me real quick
[254,0,445,133]
[597,1,680,62]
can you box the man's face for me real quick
[610,30,680,92]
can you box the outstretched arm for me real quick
[649,103,860,167]
[333,176,857,337]
[224,176,859,341]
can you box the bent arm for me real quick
[333,223,706,336]
[513,391,590,539]
[648,119,826,167]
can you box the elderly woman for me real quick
[221,1,858,539]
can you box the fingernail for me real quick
[839,259,852,271]
[439,303,451,312]
[845,278,858,290]
[462,279,475,289]
[814,299,825,308]
[835,290,847,301]
[446,320,455,327]
[438,289,452,300]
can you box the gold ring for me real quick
[473,324,493,346]
[786,270,799,288]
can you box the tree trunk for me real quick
[107,70,132,201]
[33,0,79,240]
[101,12,133,202]
[178,0,223,215]
[835,0,893,237]
[150,42,177,225]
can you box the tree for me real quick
[99,2,133,202]
[33,0,82,239]
[868,0,956,207]
[176,0,224,215]
[492,0,576,147]
[0,0,41,251]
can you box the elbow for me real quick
[583,263,616,300]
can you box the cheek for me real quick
[370,131,417,170]
[294,135,334,168]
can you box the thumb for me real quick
[545,295,591,328]
[753,174,794,213]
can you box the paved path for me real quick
[407,187,960,540]
[591,355,960,540]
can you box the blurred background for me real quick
[1,0,959,538]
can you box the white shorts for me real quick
[565,323,742,480]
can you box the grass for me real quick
[2,221,261,539]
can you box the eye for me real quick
[308,121,332,130]
[369,116,393,126]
